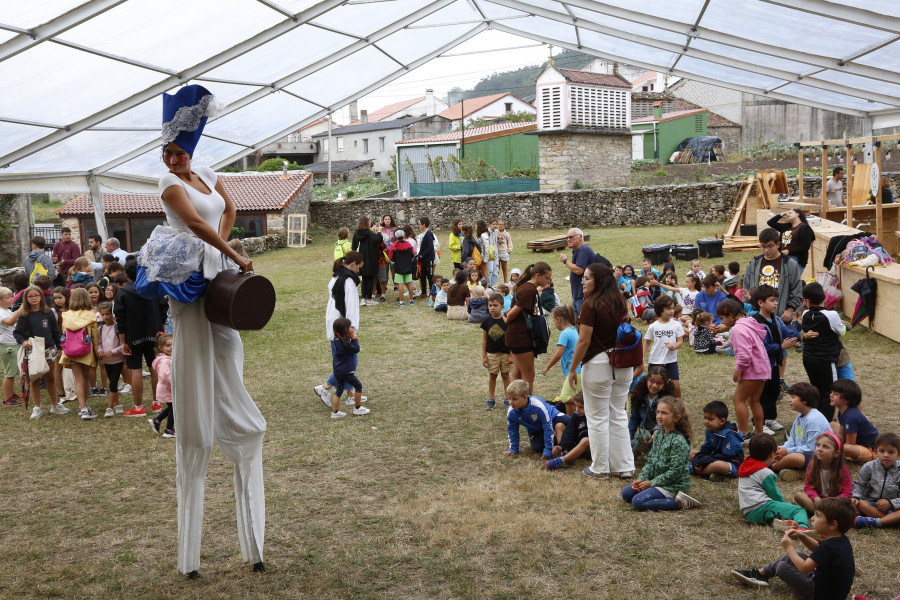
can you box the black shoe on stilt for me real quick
[253,562,265,572]
[186,570,200,580]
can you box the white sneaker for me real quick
[79,407,98,420]
[119,384,132,394]
[114,404,123,415]
[676,491,701,509]
[352,406,371,416]
[142,370,150,377]
[50,404,70,415]
[762,425,776,436]
[313,385,332,408]
[30,406,43,420]
[345,395,368,406]
[330,410,347,419]
[360,299,368,307]
[765,419,784,431]
[104,408,115,418]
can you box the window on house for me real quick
[642,85,649,92]
[379,137,385,152]
[695,114,704,132]
[232,215,266,239]
[337,137,344,152]
[323,139,329,153]
[353,140,357,148]
[504,102,512,112]
[363,138,368,154]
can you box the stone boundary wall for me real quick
[310,173,900,230]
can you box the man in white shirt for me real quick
[105,237,129,264]
[825,166,844,207]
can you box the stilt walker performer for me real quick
[147,85,266,578]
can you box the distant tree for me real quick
[504,111,536,123]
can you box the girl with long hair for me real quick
[449,219,463,269]
[503,261,552,394]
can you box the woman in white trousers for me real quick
[155,85,265,578]
[568,263,635,478]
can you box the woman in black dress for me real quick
[352,216,383,305]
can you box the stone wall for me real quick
[709,126,742,158]
[241,231,286,256]
[537,130,631,191]
[309,173,900,231]
[266,181,313,231]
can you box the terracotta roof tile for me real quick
[397,122,536,145]
[630,71,658,86]
[366,96,425,122]
[438,93,533,121]
[58,171,311,216]
[632,108,707,124]
[557,68,632,88]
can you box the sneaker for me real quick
[104,408,115,418]
[3,394,22,406]
[49,404,70,415]
[582,467,609,479]
[546,457,565,471]
[98,387,108,396]
[90,387,102,397]
[408,299,414,305]
[676,491,701,509]
[741,432,754,446]
[114,404,124,415]
[395,301,405,306]
[119,384,132,394]
[486,399,496,410]
[352,406,371,416]
[151,402,162,413]
[345,395,368,406]
[855,516,880,528]
[59,393,71,403]
[313,385,332,408]
[142,370,150,377]
[765,419,784,431]
[730,568,769,589]
[377,296,386,303]
[762,425,776,436]
[162,428,176,438]
[360,299,368,307]
[709,473,730,483]
[503,398,510,408]
[617,470,635,479]
[148,418,161,435]
[772,518,800,531]
[123,405,146,417]
[330,410,347,419]
[79,407,98,420]
[778,469,803,482]
[30,406,43,420]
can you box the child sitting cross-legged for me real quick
[773,382,832,482]
[852,432,900,528]
[428,275,442,307]
[829,379,879,463]
[691,311,723,354]
[738,433,811,531]
[690,400,744,482]
[793,431,851,515]
[730,496,856,597]
[503,379,570,460]
[621,396,701,511]
[546,391,591,471]
[433,278,449,313]
[628,365,673,456]
[467,285,489,323]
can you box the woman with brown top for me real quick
[504,261,552,394]
[568,263,635,479]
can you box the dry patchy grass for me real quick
[2,223,899,599]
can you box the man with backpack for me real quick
[24,236,55,284]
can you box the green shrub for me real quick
[631,159,657,171]
[652,168,668,177]
[257,158,303,172]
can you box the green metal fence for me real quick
[409,178,540,197]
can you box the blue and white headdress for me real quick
[161,84,224,157]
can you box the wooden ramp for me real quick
[527,234,590,252]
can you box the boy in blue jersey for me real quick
[503,379,570,459]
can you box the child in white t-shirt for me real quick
[0,287,22,406]
[643,295,685,398]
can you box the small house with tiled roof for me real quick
[631,92,741,154]
[438,93,535,128]
[632,106,709,164]
[394,122,538,197]
[56,171,313,252]
[358,90,447,124]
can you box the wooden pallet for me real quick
[722,235,760,251]
[527,234,591,252]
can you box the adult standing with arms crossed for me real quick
[51,227,80,286]
[150,85,265,578]
[416,217,436,299]
[568,263,635,479]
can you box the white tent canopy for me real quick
[1,0,899,194]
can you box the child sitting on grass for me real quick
[540,305,579,414]
[773,382,831,481]
[794,431,851,515]
[829,379,879,463]
[697,273,729,325]
[723,261,741,294]
[621,396,701,510]
[503,379,570,460]
[433,278,449,313]
[630,276,653,321]
[691,311,723,354]
[730,496,856,598]
[852,432,900,528]
[467,285,489,323]
[738,433,810,531]
[628,365,673,456]
[685,258,705,282]
[446,270,470,321]
[639,258,660,279]
[690,400,744,482]
[499,284,512,311]
[481,293,511,410]
[546,391,591,470]
[428,275,442,307]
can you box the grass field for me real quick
[2,223,899,599]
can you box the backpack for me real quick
[488,243,497,261]
[29,261,48,285]
[472,244,483,267]
[629,287,651,318]
[62,326,92,358]
[333,239,350,260]
[606,317,643,369]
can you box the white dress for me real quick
[158,166,266,574]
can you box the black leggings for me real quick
[157,402,174,430]
[418,261,433,296]
[759,363,780,421]
[361,274,375,300]
[803,358,836,421]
